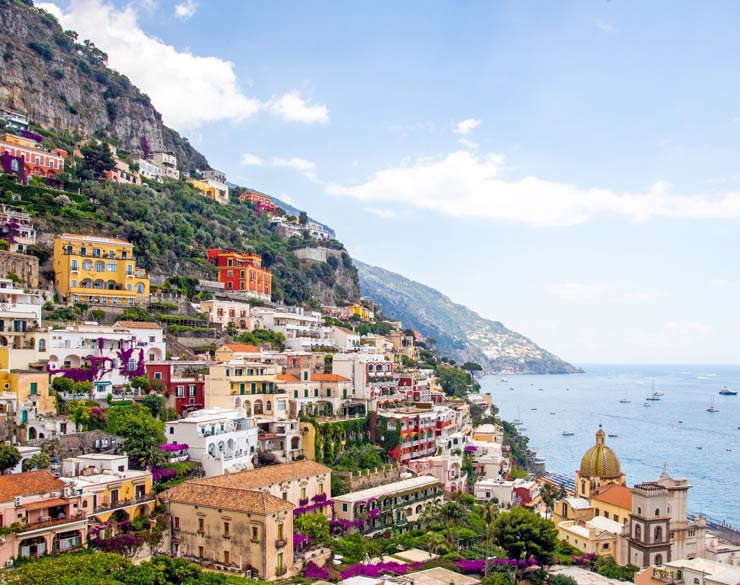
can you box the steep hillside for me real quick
[356,260,581,374]
[0,0,208,172]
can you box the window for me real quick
[635,525,642,541]
[198,518,205,532]
[136,283,145,294]
[655,508,661,516]
[154,372,162,379]
[251,526,259,541]
[277,553,283,572]
[198,546,204,558]
[71,259,79,271]
[224,551,230,564]
[282,492,288,500]
[95,261,105,272]
[223,522,230,537]
[29,382,38,395]
[128,358,137,371]
[189,385,196,397]
[655,554,663,566]
[301,487,306,500]
[107,262,117,272]
[71,280,77,288]
[277,523,283,540]
[173,517,180,529]
[342,503,348,512]
[176,386,184,397]
[655,526,663,541]
[82,260,92,270]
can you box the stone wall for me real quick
[334,464,401,492]
[0,250,38,287]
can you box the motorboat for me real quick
[608,433,618,438]
[719,386,738,396]
[643,402,651,407]
[500,378,509,383]
[562,430,574,436]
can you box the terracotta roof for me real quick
[222,343,261,353]
[23,497,68,510]
[310,374,350,382]
[164,483,292,515]
[0,471,66,501]
[277,374,300,382]
[115,321,162,330]
[194,461,331,490]
[591,483,632,510]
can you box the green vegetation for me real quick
[234,329,285,350]
[0,443,21,473]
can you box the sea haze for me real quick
[481,364,740,526]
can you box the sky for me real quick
[37,0,740,364]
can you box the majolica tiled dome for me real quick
[579,428,622,478]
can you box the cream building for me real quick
[557,515,624,563]
[165,481,293,580]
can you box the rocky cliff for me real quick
[0,0,208,171]
[356,260,581,374]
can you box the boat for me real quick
[512,407,523,426]
[707,397,719,413]
[538,388,544,391]
[500,378,509,383]
[562,430,574,436]
[530,407,537,410]
[719,386,738,396]
[646,395,660,401]
[519,425,528,431]
[550,412,556,415]
[697,446,703,450]
[643,402,651,407]
[619,388,631,404]
[608,433,618,438]
[647,381,663,399]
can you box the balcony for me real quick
[275,539,287,548]
[92,493,155,514]
[17,512,87,534]
[276,567,287,577]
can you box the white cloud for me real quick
[546,283,661,303]
[174,0,197,19]
[267,91,329,124]
[325,149,740,225]
[241,153,265,166]
[38,0,329,130]
[365,207,399,219]
[453,118,481,135]
[457,138,478,149]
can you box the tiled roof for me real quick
[311,374,350,382]
[591,483,632,510]
[194,461,331,490]
[164,483,292,514]
[222,343,261,353]
[115,321,162,330]
[277,374,300,382]
[0,471,66,501]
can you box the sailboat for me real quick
[619,388,631,404]
[707,397,719,413]
[646,381,661,401]
[512,407,523,426]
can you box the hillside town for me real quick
[0,102,738,585]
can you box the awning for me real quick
[23,498,68,511]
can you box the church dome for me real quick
[579,428,622,478]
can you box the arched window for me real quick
[655,554,663,566]
[38,339,46,352]
[10,159,19,172]
[655,508,660,517]
[83,260,93,271]
[266,401,272,411]
[95,261,105,272]
[136,283,145,294]
[637,507,642,515]
[655,526,663,541]
[580,480,586,495]
[635,525,642,541]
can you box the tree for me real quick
[424,530,448,557]
[0,444,21,474]
[480,501,498,575]
[79,140,116,180]
[51,376,75,394]
[294,513,330,544]
[106,405,165,468]
[492,507,558,579]
[138,443,165,470]
[142,392,163,418]
[23,452,52,471]
[461,362,483,372]
[540,483,565,519]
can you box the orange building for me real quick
[238,189,277,214]
[206,248,272,300]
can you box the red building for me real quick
[0,132,67,184]
[146,361,205,416]
[238,189,277,214]
[206,248,272,300]
[382,411,438,465]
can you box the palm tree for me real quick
[540,483,565,519]
[424,531,447,558]
[139,444,165,470]
[480,501,498,576]
[443,500,468,550]
[419,502,444,530]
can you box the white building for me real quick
[473,479,516,508]
[332,352,398,406]
[201,169,229,205]
[252,305,335,351]
[0,205,36,251]
[47,321,166,396]
[135,158,161,182]
[329,326,361,351]
[645,558,740,585]
[165,408,259,477]
[199,298,255,329]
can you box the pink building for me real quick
[0,471,88,563]
[406,454,467,493]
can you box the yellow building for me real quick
[0,347,56,422]
[557,516,624,563]
[350,303,373,321]
[188,179,228,205]
[53,234,150,306]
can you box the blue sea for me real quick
[480,364,740,527]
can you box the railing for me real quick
[93,493,155,514]
[276,567,287,576]
[18,512,87,533]
[275,539,287,548]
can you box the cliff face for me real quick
[356,260,581,374]
[0,0,208,171]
